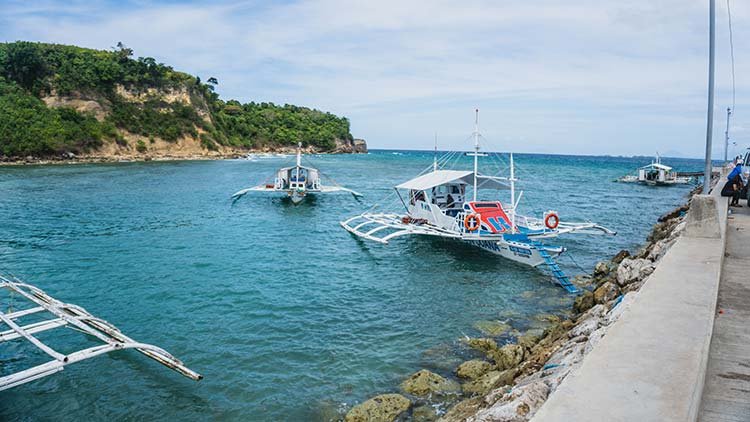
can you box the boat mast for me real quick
[510,152,516,230]
[473,109,479,202]
[296,142,302,181]
[433,132,438,172]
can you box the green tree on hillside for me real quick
[0,41,355,157]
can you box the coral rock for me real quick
[593,261,610,276]
[593,282,619,304]
[573,291,594,314]
[517,331,542,352]
[457,359,494,380]
[491,344,525,370]
[611,249,631,265]
[462,369,518,396]
[616,258,654,287]
[400,370,460,397]
[470,381,550,422]
[345,394,411,422]
[465,338,499,355]
[438,398,483,422]
[412,404,438,422]
[473,320,511,336]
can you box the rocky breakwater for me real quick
[343,194,696,422]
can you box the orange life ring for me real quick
[544,212,559,229]
[464,213,481,232]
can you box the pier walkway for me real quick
[533,182,731,421]
[698,205,750,421]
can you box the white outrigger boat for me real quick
[232,143,362,204]
[340,111,615,293]
[617,155,693,186]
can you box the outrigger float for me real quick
[0,275,201,391]
[340,111,615,293]
[232,143,362,204]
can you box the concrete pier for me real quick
[533,182,734,421]
[698,205,750,421]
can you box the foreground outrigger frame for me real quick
[0,275,201,391]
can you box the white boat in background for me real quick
[340,110,615,293]
[617,155,693,186]
[232,143,362,204]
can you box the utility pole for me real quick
[724,107,732,162]
[703,0,716,193]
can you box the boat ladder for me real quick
[532,242,579,294]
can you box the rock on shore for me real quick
[345,394,411,422]
[401,369,461,397]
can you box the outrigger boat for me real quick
[617,154,693,186]
[232,143,362,204]
[340,111,615,293]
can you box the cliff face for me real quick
[0,41,363,160]
[37,84,231,160]
[334,138,368,154]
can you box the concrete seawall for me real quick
[532,182,728,421]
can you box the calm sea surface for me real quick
[0,151,702,420]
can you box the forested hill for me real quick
[0,41,366,160]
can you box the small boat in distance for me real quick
[617,154,693,186]
[340,110,615,293]
[232,143,362,204]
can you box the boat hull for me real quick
[464,238,562,267]
[289,190,307,204]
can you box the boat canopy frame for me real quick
[394,170,509,192]
[0,275,202,391]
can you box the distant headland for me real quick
[0,41,366,164]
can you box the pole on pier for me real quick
[724,107,732,163]
[703,0,716,193]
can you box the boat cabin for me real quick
[275,166,320,190]
[396,170,508,230]
[638,162,673,184]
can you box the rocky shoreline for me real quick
[0,140,368,166]
[344,188,700,422]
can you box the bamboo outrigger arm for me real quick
[0,276,202,391]
[340,213,463,244]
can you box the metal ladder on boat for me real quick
[532,242,579,294]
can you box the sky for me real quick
[1,0,748,158]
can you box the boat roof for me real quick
[395,170,508,191]
[278,165,316,172]
[640,163,672,171]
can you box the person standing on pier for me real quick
[727,158,743,181]
[721,172,744,207]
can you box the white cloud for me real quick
[1,0,748,157]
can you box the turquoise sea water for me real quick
[0,151,701,420]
